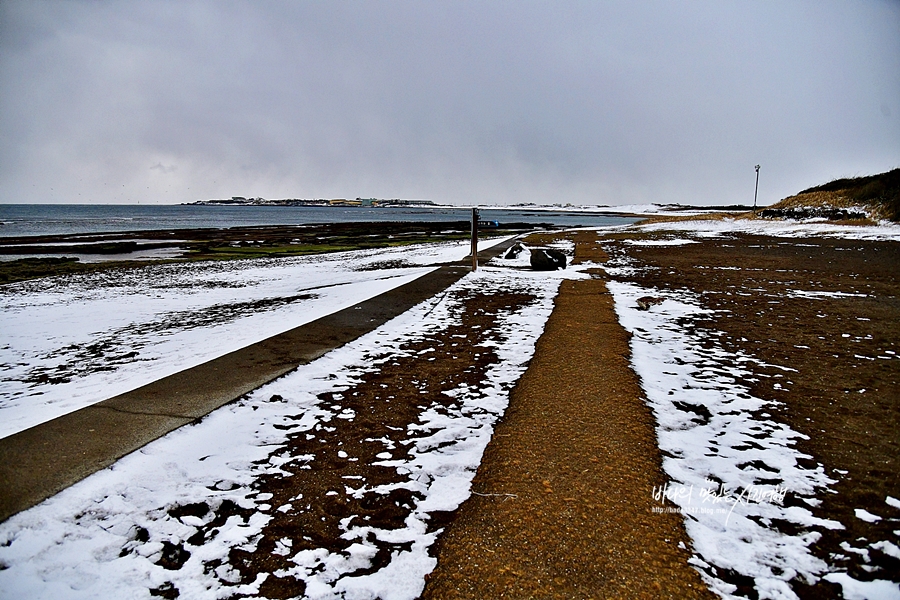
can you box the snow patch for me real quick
[606,279,842,599]
[0,253,588,600]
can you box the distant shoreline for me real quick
[0,204,642,240]
[184,197,754,215]
[184,197,439,208]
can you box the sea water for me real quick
[0,204,637,238]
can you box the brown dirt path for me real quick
[422,232,712,599]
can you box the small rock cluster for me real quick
[760,207,867,221]
[636,296,664,311]
[502,242,568,271]
[530,248,567,271]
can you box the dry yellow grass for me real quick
[644,168,899,225]
[637,211,753,225]
[763,191,880,223]
[771,168,900,221]
[772,190,857,210]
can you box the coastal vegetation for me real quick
[764,167,900,221]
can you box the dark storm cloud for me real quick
[1,1,898,205]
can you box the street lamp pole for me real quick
[471,207,479,271]
[753,165,761,211]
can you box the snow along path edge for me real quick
[0,238,519,524]
[0,259,576,600]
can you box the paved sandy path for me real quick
[422,232,713,599]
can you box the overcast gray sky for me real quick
[1,1,898,206]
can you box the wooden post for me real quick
[471,207,478,271]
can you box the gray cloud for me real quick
[1,0,898,206]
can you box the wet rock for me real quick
[503,242,527,259]
[636,296,664,310]
[149,582,180,599]
[156,541,191,570]
[167,502,209,520]
[672,400,712,425]
[530,248,567,271]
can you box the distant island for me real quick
[185,197,437,208]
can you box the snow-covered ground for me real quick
[607,280,843,598]
[1,219,898,599]
[0,239,585,599]
[636,215,900,241]
[0,238,506,438]
[603,218,900,600]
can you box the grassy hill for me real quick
[764,168,900,222]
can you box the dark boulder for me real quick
[503,242,527,259]
[530,248,567,271]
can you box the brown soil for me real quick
[599,230,900,596]
[147,230,714,599]
[121,226,898,598]
[200,286,544,598]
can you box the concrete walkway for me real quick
[0,239,516,523]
